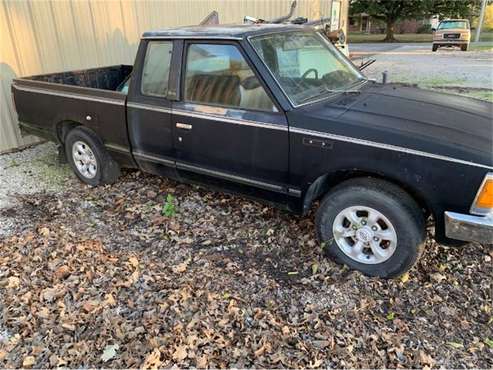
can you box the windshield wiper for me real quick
[297,86,362,104]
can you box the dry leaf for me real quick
[23,356,36,367]
[39,227,50,237]
[61,323,75,331]
[7,276,20,289]
[419,350,435,366]
[172,345,188,362]
[129,256,139,268]
[196,355,208,368]
[55,265,70,279]
[400,272,410,283]
[173,261,188,273]
[41,285,65,302]
[430,273,446,283]
[37,307,50,319]
[83,300,99,313]
[141,348,161,369]
[101,344,119,362]
[105,293,116,306]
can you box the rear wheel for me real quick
[315,178,425,278]
[65,127,120,186]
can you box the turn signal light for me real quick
[471,174,493,215]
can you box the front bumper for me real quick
[433,40,469,44]
[445,211,493,244]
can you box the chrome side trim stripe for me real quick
[288,188,302,197]
[125,149,303,196]
[13,85,125,106]
[177,162,286,193]
[105,143,130,154]
[128,102,288,131]
[290,127,493,170]
[172,109,288,131]
[127,102,172,114]
[133,151,175,166]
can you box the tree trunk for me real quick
[384,20,397,42]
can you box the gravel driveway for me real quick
[351,43,493,96]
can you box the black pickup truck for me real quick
[12,24,493,278]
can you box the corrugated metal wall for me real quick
[0,0,343,153]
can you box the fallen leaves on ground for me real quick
[0,170,492,368]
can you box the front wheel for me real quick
[461,44,469,51]
[315,178,425,278]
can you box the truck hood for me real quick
[292,83,493,168]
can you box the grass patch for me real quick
[461,89,493,102]
[470,42,493,51]
[472,30,493,42]
[349,32,432,43]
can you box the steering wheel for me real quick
[322,70,355,87]
[301,68,319,80]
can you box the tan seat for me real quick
[186,74,240,106]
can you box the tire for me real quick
[461,44,468,51]
[432,44,438,52]
[65,127,120,186]
[315,178,425,278]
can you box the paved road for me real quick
[349,43,493,90]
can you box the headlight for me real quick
[471,173,493,216]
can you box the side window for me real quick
[184,43,276,112]
[141,41,173,97]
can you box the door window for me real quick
[184,43,276,112]
[141,41,173,97]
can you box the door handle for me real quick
[176,122,192,130]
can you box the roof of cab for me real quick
[142,23,308,39]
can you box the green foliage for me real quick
[430,0,481,19]
[350,0,481,20]
[349,0,481,41]
[350,0,427,22]
[417,23,433,33]
[161,194,176,217]
[485,338,493,349]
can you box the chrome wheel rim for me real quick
[72,141,97,179]
[332,205,397,264]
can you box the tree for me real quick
[350,0,427,42]
[430,0,481,20]
[349,0,481,42]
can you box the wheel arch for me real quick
[55,120,82,144]
[302,169,435,220]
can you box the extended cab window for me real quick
[141,41,173,97]
[184,43,276,112]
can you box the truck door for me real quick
[172,41,290,197]
[126,39,177,179]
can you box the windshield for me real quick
[250,31,364,106]
[438,21,468,30]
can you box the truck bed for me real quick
[12,65,134,168]
[28,65,132,91]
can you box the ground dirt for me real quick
[0,149,492,368]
